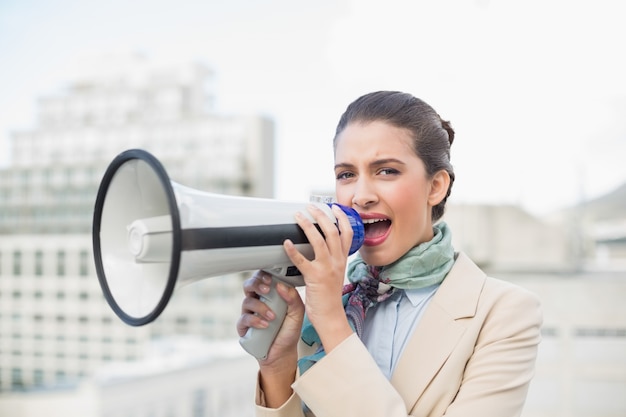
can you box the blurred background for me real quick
[0,0,624,416]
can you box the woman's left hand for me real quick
[283,204,355,352]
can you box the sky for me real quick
[1,0,625,216]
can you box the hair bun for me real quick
[440,118,455,146]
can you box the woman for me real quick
[237,91,542,417]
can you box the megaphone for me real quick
[92,149,364,360]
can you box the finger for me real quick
[311,204,343,254]
[236,311,269,337]
[331,204,354,256]
[241,295,276,320]
[275,281,305,322]
[282,208,327,269]
[243,270,273,297]
[274,281,300,307]
[296,206,328,250]
[238,278,279,338]
[302,204,347,260]
[238,282,303,338]
[283,238,311,273]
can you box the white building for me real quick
[505,271,626,417]
[0,338,258,417]
[0,57,274,392]
[442,204,575,272]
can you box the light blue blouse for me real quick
[360,283,441,379]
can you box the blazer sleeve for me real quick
[254,374,307,417]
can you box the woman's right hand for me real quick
[237,270,305,369]
[237,270,305,408]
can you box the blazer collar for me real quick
[390,252,486,412]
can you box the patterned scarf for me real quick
[298,222,455,374]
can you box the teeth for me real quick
[362,218,387,224]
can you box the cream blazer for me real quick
[255,252,543,417]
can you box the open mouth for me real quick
[363,218,392,240]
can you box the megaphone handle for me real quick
[239,277,289,360]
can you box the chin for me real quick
[358,247,400,268]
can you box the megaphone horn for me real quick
[92,149,364,359]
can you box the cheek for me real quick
[334,186,352,206]
[392,185,428,221]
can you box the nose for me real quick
[351,179,378,208]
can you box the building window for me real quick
[79,250,89,276]
[541,327,559,337]
[35,250,44,276]
[56,250,65,276]
[575,327,626,337]
[11,368,23,389]
[33,369,44,385]
[192,389,207,417]
[13,250,21,276]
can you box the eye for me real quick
[378,167,400,176]
[336,171,355,180]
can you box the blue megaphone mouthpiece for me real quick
[330,203,364,255]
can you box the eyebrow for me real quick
[334,158,407,171]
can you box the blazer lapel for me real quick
[390,252,486,412]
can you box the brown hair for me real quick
[333,91,455,222]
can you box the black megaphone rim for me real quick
[92,149,182,326]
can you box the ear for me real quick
[428,170,451,207]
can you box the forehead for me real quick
[334,121,416,160]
